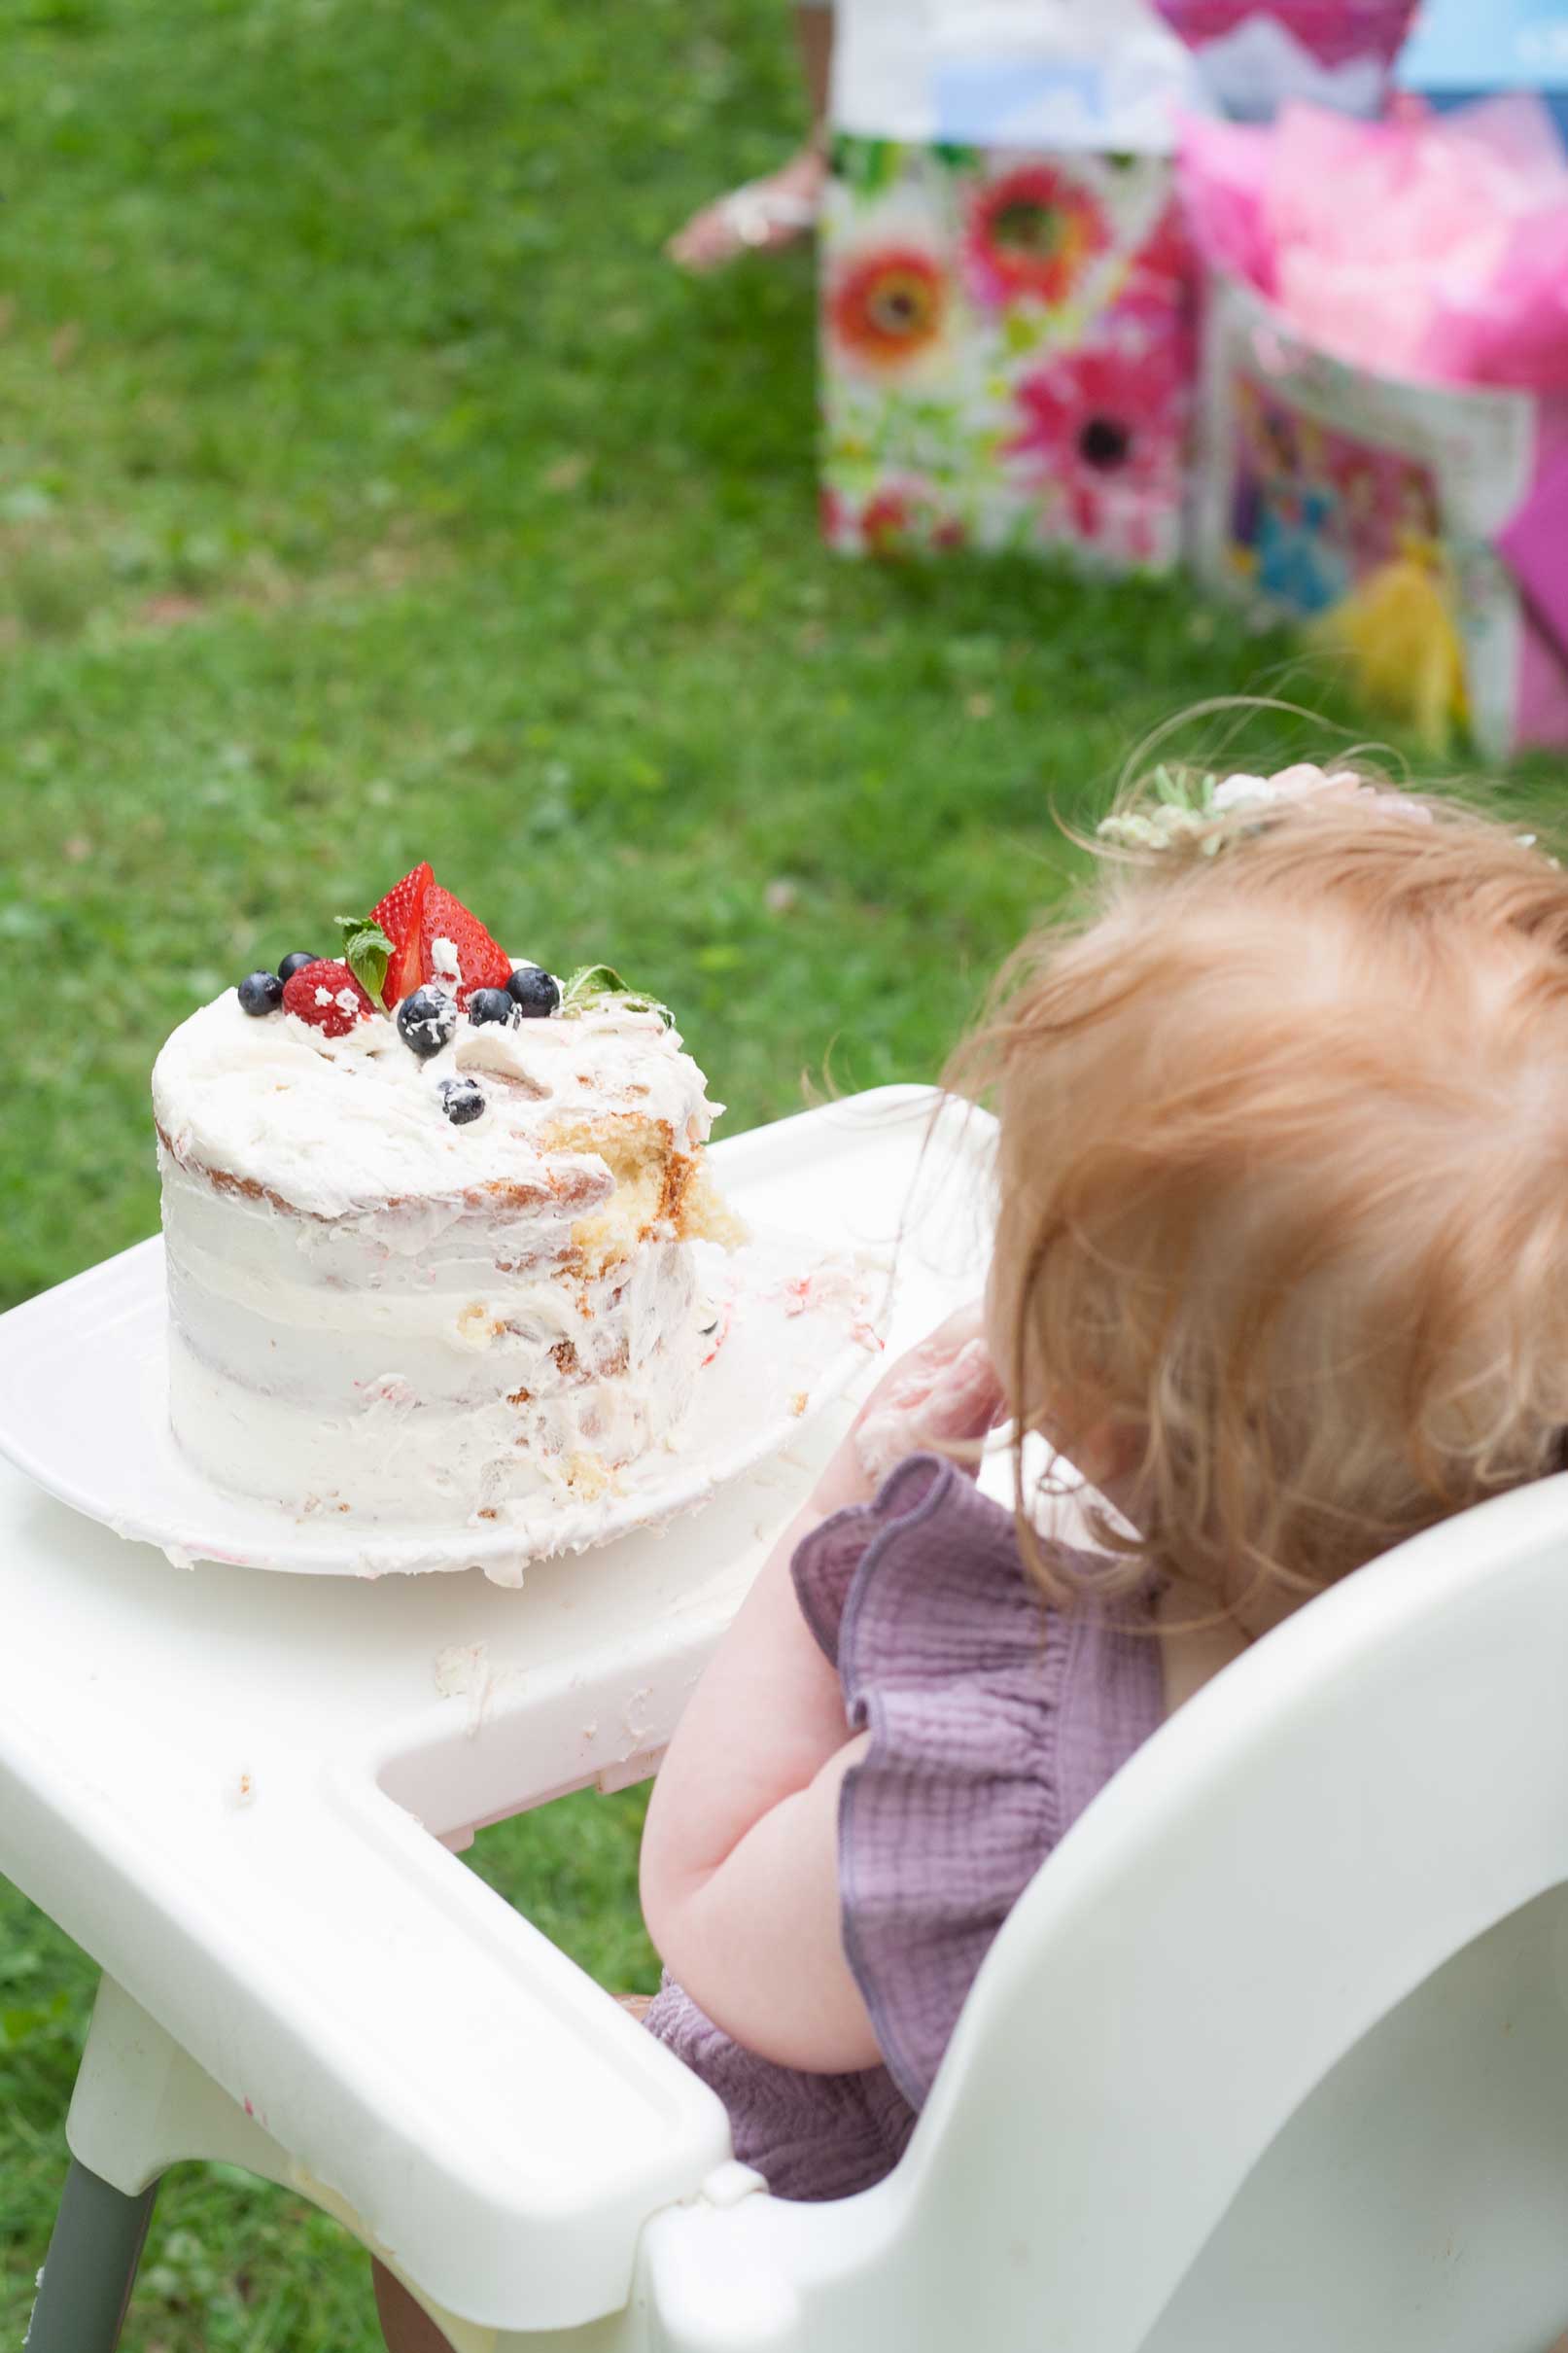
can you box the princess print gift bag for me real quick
[1191,272,1568,756]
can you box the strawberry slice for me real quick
[419,884,512,1008]
[369,860,434,1006]
[282,958,374,1038]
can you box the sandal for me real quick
[667,149,826,272]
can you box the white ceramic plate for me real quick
[0,1228,888,1579]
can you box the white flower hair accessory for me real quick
[1097,762,1434,856]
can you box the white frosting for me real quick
[152,978,726,1525]
[152,985,718,1218]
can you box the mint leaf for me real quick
[333,913,393,1009]
[562,963,627,1002]
[560,963,671,1024]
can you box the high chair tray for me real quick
[0,1215,886,1581]
[0,1087,993,2331]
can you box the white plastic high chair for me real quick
[27,1440,1568,2353]
[9,1092,1568,2351]
[403,1465,1568,2353]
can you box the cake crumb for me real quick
[564,1451,613,1501]
[789,1390,809,1417]
[685,1166,749,1248]
[456,1302,502,1348]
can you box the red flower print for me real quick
[964,163,1110,309]
[1006,340,1188,554]
[827,246,949,369]
[861,487,917,555]
[851,482,965,559]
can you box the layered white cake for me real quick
[151,877,737,1526]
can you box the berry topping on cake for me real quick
[276,951,317,984]
[419,886,512,1009]
[238,969,284,1017]
[397,985,459,1058]
[369,861,434,1006]
[282,959,374,1037]
[507,964,562,1018]
[438,1074,487,1125]
[466,986,516,1029]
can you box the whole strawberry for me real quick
[282,958,374,1038]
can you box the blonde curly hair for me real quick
[951,767,1568,1615]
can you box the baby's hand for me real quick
[848,1304,1006,1487]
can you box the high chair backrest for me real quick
[651,1473,1568,2353]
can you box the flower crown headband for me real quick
[1096,761,1432,857]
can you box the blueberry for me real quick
[276,951,317,984]
[397,985,458,1059]
[467,986,516,1028]
[438,1075,486,1125]
[238,969,284,1016]
[505,964,561,1019]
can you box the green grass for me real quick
[1,0,1565,2342]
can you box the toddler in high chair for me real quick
[378,760,1568,2344]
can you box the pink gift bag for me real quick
[1181,96,1568,754]
[1190,271,1568,756]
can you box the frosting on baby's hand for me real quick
[853,1337,999,1482]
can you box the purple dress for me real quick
[644,1454,1165,2202]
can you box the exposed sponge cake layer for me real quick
[152,980,732,1524]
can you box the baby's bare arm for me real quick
[639,1463,870,2038]
[640,1308,1002,2071]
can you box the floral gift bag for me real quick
[819,0,1202,570]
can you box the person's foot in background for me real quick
[667,2,832,269]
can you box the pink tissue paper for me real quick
[1179,95,1568,390]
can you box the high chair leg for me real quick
[23,2157,159,2353]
